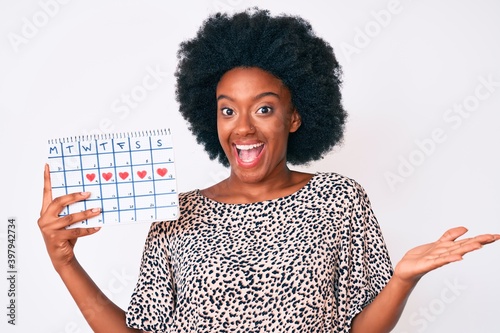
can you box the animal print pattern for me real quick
[126,172,393,332]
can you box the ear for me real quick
[289,109,302,133]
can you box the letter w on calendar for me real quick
[47,129,179,228]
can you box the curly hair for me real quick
[175,8,346,166]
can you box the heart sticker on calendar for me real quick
[118,172,129,180]
[156,168,168,177]
[102,172,113,181]
[86,173,96,182]
[137,170,147,179]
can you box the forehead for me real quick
[216,67,288,95]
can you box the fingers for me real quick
[59,207,102,229]
[438,227,500,244]
[438,226,468,242]
[61,226,102,239]
[38,170,102,234]
[39,166,101,230]
[437,242,481,259]
[455,234,499,246]
[39,206,101,229]
[432,233,499,261]
[42,224,101,249]
[41,163,53,216]
[396,228,499,281]
[40,164,94,219]
[444,233,499,250]
[41,192,93,223]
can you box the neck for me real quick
[201,165,313,204]
[225,166,294,200]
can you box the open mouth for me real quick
[235,142,264,164]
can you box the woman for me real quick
[38,9,499,333]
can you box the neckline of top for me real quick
[194,172,322,206]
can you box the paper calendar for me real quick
[47,129,178,228]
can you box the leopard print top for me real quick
[126,172,393,332]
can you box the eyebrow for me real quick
[216,91,280,102]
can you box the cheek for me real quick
[216,124,224,143]
[216,121,231,147]
[267,117,290,137]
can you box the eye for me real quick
[221,107,234,116]
[256,106,273,114]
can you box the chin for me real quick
[231,167,263,182]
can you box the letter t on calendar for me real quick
[47,129,179,228]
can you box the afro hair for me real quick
[175,8,346,166]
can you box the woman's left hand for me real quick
[393,226,500,284]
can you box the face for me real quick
[216,67,301,183]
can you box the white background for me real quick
[1,0,499,332]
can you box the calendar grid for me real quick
[127,136,138,222]
[47,129,179,228]
[77,140,88,213]
[60,141,69,216]
[94,138,105,221]
[111,138,121,219]
[149,136,158,219]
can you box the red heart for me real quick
[102,172,113,181]
[137,170,147,179]
[119,172,129,180]
[86,173,96,182]
[156,168,167,177]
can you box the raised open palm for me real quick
[394,226,499,283]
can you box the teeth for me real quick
[235,143,264,150]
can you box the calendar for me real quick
[47,129,178,228]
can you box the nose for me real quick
[234,113,255,136]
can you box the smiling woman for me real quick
[37,7,500,333]
[211,67,306,200]
[175,9,347,167]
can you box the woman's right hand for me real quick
[38,164,102,273]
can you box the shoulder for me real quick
[178,190,198,203]
[309,172,368,199]
[178,189,206,208]
[312,172,357,185]
[176,189,211,220]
